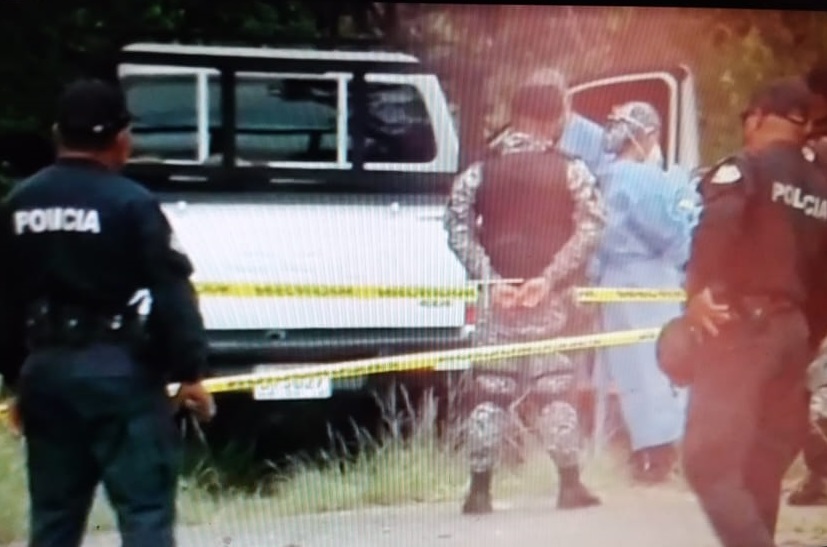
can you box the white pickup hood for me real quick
[158,194,469,331]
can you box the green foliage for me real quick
[410,6,827,164]
[1,5,827,167]
[0,0,324,135]
[0,431,27,544]
[169,389,631,518]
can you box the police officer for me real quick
[445,69,604,514]
[593,101,697,484]
[0,79,215,547]
[677,77,827,547]
[785,65,827,507]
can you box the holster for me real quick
[729,293,798,322]
[24,299,144,351]
[656,316,701,387]
[656,293,798,387]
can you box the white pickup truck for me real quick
[116,43,700,441]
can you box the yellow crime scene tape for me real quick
[192,281,687,304]
[575,287,687,303]
[169,326,662,396]
[0,282,687,426]
[0,327,662,424]
[193,282,480,301]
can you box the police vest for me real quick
[475,150,576,279]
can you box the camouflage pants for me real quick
[464,352,583,473]
[807,353,827,473]
[463,285,594,474]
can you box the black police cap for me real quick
[56,79,132,142]
[741,77,812,125]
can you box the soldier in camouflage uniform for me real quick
[445,69,605,514]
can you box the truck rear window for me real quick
[123,70,438,168]
[235,74,340,164]
[125,73,221,163]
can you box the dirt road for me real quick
[54,486,825,547]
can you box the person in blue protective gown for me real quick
[559,111,613,178]
[591,101,700,484]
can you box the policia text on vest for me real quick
[13,207,102,234]
[772,182,827,220]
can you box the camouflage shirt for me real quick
[444,130,606,343]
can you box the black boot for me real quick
[462,470,493,514]
[556,466,601,509]
[787,472,827,506]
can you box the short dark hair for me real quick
[510,84,566,124]
[741,76,811,126]
[56,79,132,151]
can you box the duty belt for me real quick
[24,300,142,349]
[729,294,798,321]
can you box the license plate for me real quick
[253,377,332,401]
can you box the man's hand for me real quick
[491,284,520,310]
[517,278,551,308]
[685,287,732,336]
[175,382,216,423]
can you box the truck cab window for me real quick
[122,71,221,164]
[235,74,342,165]
[360,83,437,164]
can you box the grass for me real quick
[0,387,818,545]
[0,430,27,545]
[0,387,687,543]
[175,386,640,522]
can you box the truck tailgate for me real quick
[158,193,469,331]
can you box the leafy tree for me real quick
[402,6,827,163]
[1,3,826,175]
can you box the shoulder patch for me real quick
[709,163,742,185]
[803,146,816,162]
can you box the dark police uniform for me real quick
[0,80,208,546]
[679,79,827,547]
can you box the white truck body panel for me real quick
[159,195,468,330]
